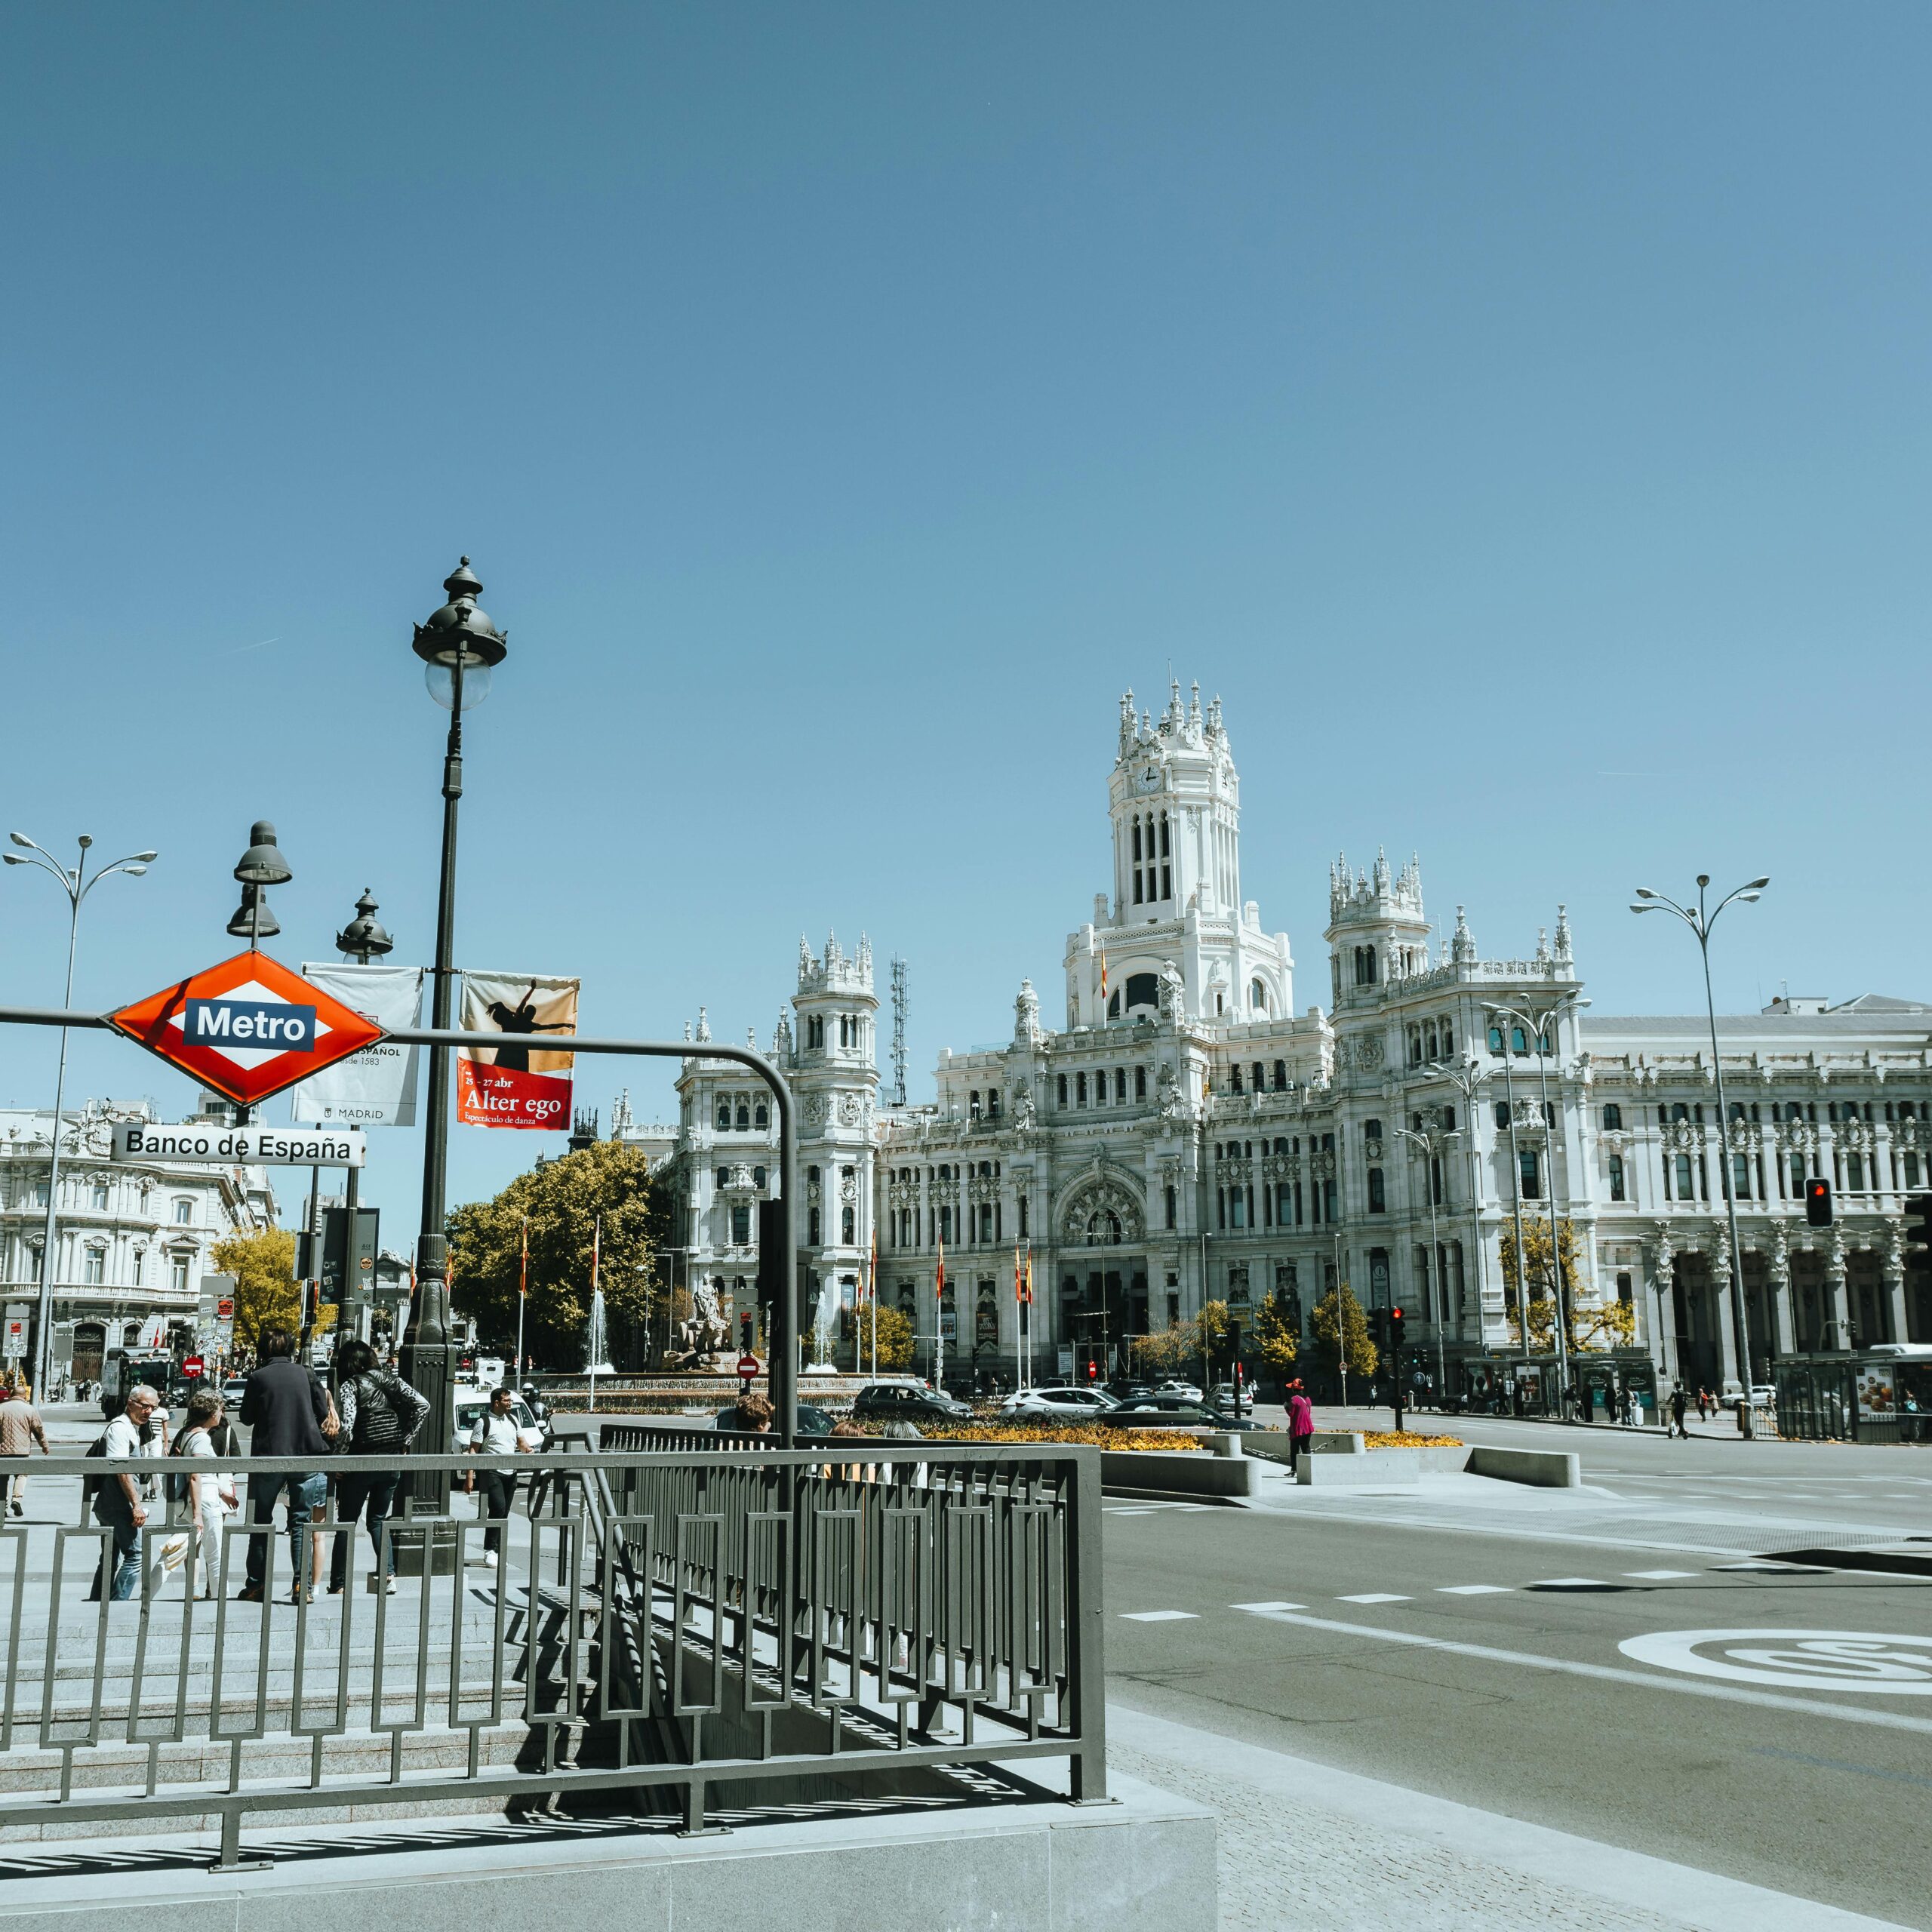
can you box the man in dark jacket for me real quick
[238,1326,331,1602]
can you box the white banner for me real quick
[291,964,425,1128]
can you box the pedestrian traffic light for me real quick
[1905,1193,1932,1260]
[1804,1177,1833,1228]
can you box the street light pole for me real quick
[5,833,155,1397]
[1427,1054,1491,1406]
[1490,1021,1532,1394]
[1394,1121,1459,1407]
[400,559,509,1497]
[1632,875,1770,1429]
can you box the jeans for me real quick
[473,1467,517,1555]
[88,1504,143,1601]
[243,1471,329,1592]
[329,1473,401,1589]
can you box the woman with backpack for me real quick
[170,1389,238,1600]
[328,1340,431,1595]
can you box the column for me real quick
[1764,1227,1792,1358]
[1709,1238,1742,1388]
[1883,1226,1909,1346]
[1824,1232,1849,1350]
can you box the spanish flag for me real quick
[519,1216,528,1300]
[936,1238,945,1302]
[1099,940,1109,1005]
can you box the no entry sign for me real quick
[110,952,386,1109]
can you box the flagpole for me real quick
[515,1214,528,1383]
[869,1235,878,1379]
[587,1213,600,1414]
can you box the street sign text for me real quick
[112,1122,367,1167]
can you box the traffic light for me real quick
[1389,1307,1406,1351]
[739,1310,755,1354]
[1904,1193,1932,1262]
[1804,1177,1834,1228]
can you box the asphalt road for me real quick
[1103,1430,1932,1928]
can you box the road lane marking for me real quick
[1106,1509,1160,1516]
[1624,1570,1697,1580]
[1337,1593,1411,1604]
[1529,1578,1614,1589]
[1438,1584,1513,1595]
[1121,1610,1198,1623]
[1620,1628,1932,1693]
[1229,1604,1932,1736]
[1231,1600,1306,1612]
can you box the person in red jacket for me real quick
[1286,1381,1315,1473]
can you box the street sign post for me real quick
[737,1352,760,1388]
[109,951,385,1109]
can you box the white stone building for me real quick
[0,1095,277,1383]
[637,682,1932,1395]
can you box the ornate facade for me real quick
[641,685,1932,1392]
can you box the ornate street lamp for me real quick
[4,832,155,1397]
[400,559,509,1498]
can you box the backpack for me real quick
[165,1426,208,1506]
[82,1431,109,1500]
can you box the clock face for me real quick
[1137,762,1161,793]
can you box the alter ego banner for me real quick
[457,971,580,1130]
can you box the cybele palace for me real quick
[649,681,1932,1396]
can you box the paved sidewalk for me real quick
[1107,1703,1910,1931]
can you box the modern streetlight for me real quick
[1483,995,1588,1411]
[5,832,156,1397]
[1632,874,1769,1431]
[400,558,509,1497]
[1394,1117,1461,1406]
[226,820,291,946]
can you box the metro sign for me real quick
[109,950,386,1109]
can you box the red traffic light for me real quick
[1390,1308,1403,1321]
[1804,1177,1833,1229]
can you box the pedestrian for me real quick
[237,1325,334,1604]
[0,1379,51,1516]
[1669,1386,1689,1439]
[715,1389,774,1433]
[1286,1381,1315,1474]
[463,1386,525,1570]
[328,1339,429,1595]
[87,1384,162,1601]
[171,1389,238,1600]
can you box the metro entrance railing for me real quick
[0,1438,1104,1867]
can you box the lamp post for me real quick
[334,891,392,1346]
[1484,1017,1534,1399]
[1632,875,1769,1430]
[400,558,509,1498]
[1484,996,1586,1412]
[1394,1119,1460,1407]
[1426,1054,1491,1405]
[5,832,156,1397]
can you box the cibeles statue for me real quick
[673,1279,731,1367]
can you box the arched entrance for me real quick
[1056,1166,1149,1378]
[71,1321,105,1385]
[1671,1252,1725,1392]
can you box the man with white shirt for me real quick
[463,1386,522,1569]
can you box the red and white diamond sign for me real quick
[109,950,387,1109]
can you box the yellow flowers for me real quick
[1362,1430,1464,1449]
[860,1420,1207,1452]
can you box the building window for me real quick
[1601,1103,1623,1131]
[1231,1065,1243,1095]
[1164,1183,1176,1230]
[1367,1168,1386,1214]
[91,1180,109,1211]
[1675,1153,1694,1200]
[807,1016,824,1050]
[1251,980,1266,1012]
[169,1255,190,1295]
[1511,1026,1528,1055]
[1733,1152,1753,1200]
[716,1167,730,1189]
[1057,1074,1068,1107]
[1494,1101,1510,1131]
[173,1199,193,1226]
[84,1248,106,1285]
[1847,1153,1864,1192]
[1075,1072,1088,1108]
[1273,1060,1287,1091]
[970,1090,982,1121]
[1519,1150,1540,1199]
[1487,1026,1505,1054]
[1608,1154,1626,1201]
[755,1101,768,1128]
[843,1204,856,1244]
[736,1101,750,1130]
[752,1165,767,1189]
[732,1204,751,1244]
[1135,1065,1147,1101]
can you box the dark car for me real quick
[1102,1395,1256,1432]
[851,1383,975,1427]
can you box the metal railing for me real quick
[0,1440,1104,1865]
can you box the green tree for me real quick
[1309,1285,1378,1380]
[869,1303,915,1370]
[1500,1216,1631,1351]
[1254,1288,1300,1379]
[447,1140,665,1369]
[212,1227,298,1357]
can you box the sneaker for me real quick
[8,1500,21,1518]
[384,1576,398,1595]
[483,1550,498,1570]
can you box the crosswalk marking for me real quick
[1623,1569,1697,1580]
[1337,1592,1411,1604]
[1528,1577,1611,1589]
[1232,1600,1307,1612]
[1438,1583,1512,1595]
[1121,1609,1198,1622]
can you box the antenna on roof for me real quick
[891,955,909,1108]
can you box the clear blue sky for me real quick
[2,4,1925,1239]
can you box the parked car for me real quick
[1102,1395,1256,1432]
[998,1386,1117,1417]
[851,1383,976,1427]
[454,1390,549,1451]
[1154,1379,1204,1403]
[1207,1382,1254,1415]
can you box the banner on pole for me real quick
[457,971,579,1130]
[291,964,426,1128]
